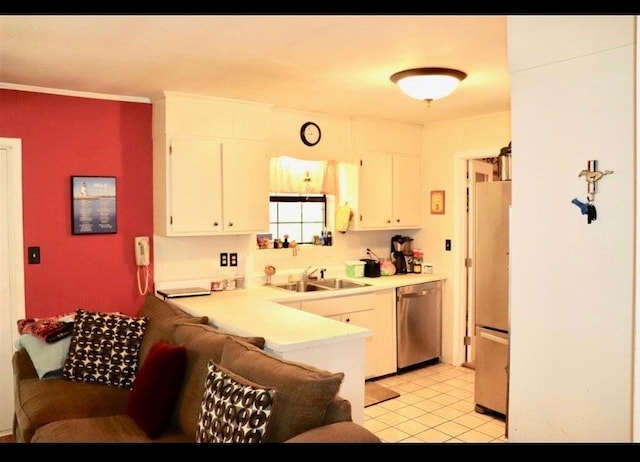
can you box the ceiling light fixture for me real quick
[390,67,467,104]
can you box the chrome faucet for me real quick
[303,266,327,281]
[303,266,318,281]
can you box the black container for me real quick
[360,258,381,278]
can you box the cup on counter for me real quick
[424,263,433,274]
[225,278,237,290]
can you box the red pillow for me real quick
[126,339,187,439]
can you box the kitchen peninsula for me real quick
[161,272,445,424]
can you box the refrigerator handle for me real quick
[479,330,509,345]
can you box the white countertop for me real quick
[164,273,446,354]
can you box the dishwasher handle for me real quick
[398,289,432,299]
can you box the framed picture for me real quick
[71,176,117,235]
[430,190,445,215]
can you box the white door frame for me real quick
[452,147,501,367]
[0,137,25,435]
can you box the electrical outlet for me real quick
[220,252,228,266]
[230,253,238,267]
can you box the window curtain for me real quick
[269,156,337,195]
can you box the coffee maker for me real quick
[391,235,413,274]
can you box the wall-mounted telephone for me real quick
[135,236,150,266]
[135,236,150,295]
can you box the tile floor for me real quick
[363,361,507,443]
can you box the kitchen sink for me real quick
[272,281,331,292]
[271,278,370,293]
[312,278,371,290]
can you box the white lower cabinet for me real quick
[299,290,396,379]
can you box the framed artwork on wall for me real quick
[430,190,445,215]
[71,176,117,235]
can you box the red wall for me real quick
[0,89,154,318]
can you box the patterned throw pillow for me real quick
[62,309,148,390]
[196,361,276,443]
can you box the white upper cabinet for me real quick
[347,118,423,230]
[220,138,269,232]
[158,135,269,236]
[153,92,272,236]
[167,135,222,234]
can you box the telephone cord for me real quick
[137,265,149,295]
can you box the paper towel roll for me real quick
[244,254,254,288]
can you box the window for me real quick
[269,194,326,244]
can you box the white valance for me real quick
[269,156,337,195]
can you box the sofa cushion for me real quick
[219,336,344,443]
[196,361,276,443]
[137,294,208,365]
[31,415,191,443]
[62,309,148,390]
[14,377,131,443]
[126,340,187,439]
[171,323,266,439]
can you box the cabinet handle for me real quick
[213,222,219,227]
[345,318,350,323]
[386,219,391,224]
[228,222,234,227]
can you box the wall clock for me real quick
[300,121,321,146]
[430,190,445,214]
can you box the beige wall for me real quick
[508,15,635,442]
[418,111,511,365]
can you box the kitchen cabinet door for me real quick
[392,153,422,228]
[220,139,269,233]
[156,135,269,235]
[359,151,393,229]
[168,135,223,234]
[300,290,396,379]
[358,151,422,230]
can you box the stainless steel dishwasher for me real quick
[396,281,442,369]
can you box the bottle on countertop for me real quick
[413,250,423,273]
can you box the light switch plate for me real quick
[28,246,40,264]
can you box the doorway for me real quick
[464,159,495,367]
[452,148,501,367]
[0,138,26,435]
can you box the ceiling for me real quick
[0,15,510,125]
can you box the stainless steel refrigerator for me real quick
[474,181,511,416]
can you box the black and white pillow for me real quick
[196,361,276,443]
[62,308,148,389]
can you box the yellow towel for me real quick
[336,204,353,233]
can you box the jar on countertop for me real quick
[413,250,423,273]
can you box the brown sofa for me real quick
[12,294,381,443]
